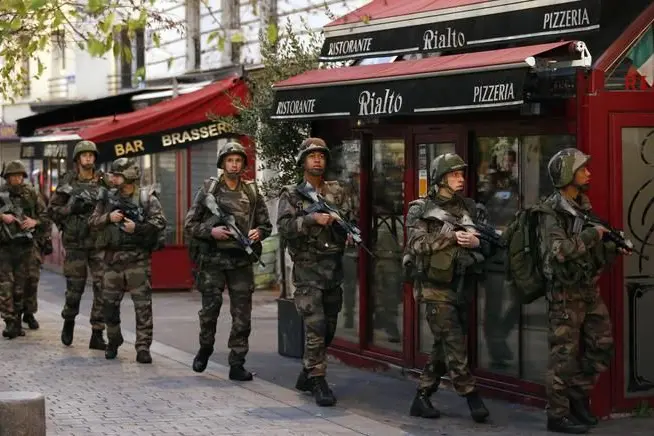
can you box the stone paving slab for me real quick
[0,305,409,436]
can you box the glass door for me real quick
[365,138,406,355]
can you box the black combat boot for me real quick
[229,365,253,381]
[89,330,107,350]
[295,368,312,393]
[192,346,214,373]
[409,388,441,418]
[3,320,24,339]
[569,397,598,426]
[105,335,124,360]
[547,415,590,434]
[311,376,337,407]
[466,391,490,423]
[61,320,75,346]
[136,350,152,364]
[23,313,39,330]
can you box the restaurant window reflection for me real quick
[475,134,575,382]
[370,139,405,350]
[328,139,361,344]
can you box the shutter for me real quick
[189,140,220,197]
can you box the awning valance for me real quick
[21,76,248,163]
[272,41,588,120]
[321,0,601,61]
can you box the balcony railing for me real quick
[48,75,73,99]
[107,73,145,94]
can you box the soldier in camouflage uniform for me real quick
[539,148,626,434]
[404,153,493,423]
[23,188,53,330]
[277,138,355,407]
[89,158,166,363]
[0,160,49,339]
[186,142,272,381]
[48,140,109,350]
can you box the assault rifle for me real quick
[107,193,145,232]
[200,191,265,268]
[59,184,96,214]
[0,191,34,240]
[423,205,506,249]
[296,181,374,257]
[558,197,647,260]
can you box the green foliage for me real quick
[212,18,325,198]
[0,0,183,101]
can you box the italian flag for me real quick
[627,26,653,87]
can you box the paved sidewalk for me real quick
[0,306,408,436]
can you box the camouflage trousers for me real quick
[103,257,153,352]
[0,243,33,323]
[61,249,105,331]
[546,288,613,419]
[419,301,476,396]
[197,264,254,367]
[294,286,343,377]
[24,245,43,315]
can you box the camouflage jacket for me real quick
[48,170,109,250]
[0,183,50,246]
[538,192,617,292]
[184,176,272,269]
[277,179,355,289]
[89,187,167,263]
[406,193,493,302]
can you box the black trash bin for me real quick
[277,239,304,358]
[277,297,304,358]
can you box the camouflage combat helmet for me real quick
[73,140,98,161]
[217,141,248,169]
[547,148,590,188]
[430,153,467,184]
[2,160,28,179]
[295,137,330,167]
[111,157,141,181]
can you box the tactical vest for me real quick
[187,177,259,263]
[282,181,347,260]
[55,172,105,248]
[0,186,37,245]
[98,186,162,252]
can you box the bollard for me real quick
[0,392,46,436]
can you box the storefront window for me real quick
[155,151,177,245]
[605,24,653,91]
[620,127,654,397]
[475,134,575,382]
[329,139,361,344]
[370,139,405,350]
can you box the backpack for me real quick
[503,203,553,304]
[138,184,165,251]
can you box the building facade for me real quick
[272,0,654,417]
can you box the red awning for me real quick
[81,76,246,145]
[276,42,576,89]
[22,76,248,163]
[326,0,487,28]
[272,41,583,120]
